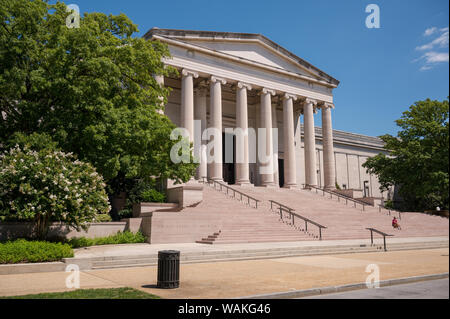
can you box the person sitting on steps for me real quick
[392,217,401,230]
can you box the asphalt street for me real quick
[300,278,449,299]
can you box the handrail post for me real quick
[319,227,322,240]
[305,220,308,232]
[370,229,373,246]
[383,235,387,251]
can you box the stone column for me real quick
[260,88,276,187]
[181,69,198,142]
[272,101,279,187]
[321,103,336,190]
[209,76,226,181]
[303,98,318,188]
[282,93,298,188]
[194,85,208,180]
[235,82,252,186]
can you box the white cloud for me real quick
[424,27,437,36]
[416,28,449,51]
[423,51,449,63]
[414,26,449,71]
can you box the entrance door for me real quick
[222,133,235,184]
[278,159,284,188]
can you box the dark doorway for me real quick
[363,180,370,197]
[278,159,284,188]
[222,133,235,184]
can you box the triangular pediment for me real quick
[178,40,313,77]
[144,28,339,86]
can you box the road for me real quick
[300,278,449,299]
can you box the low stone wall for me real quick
[0,222,127,241]
[333,189,363,199]
[167,184,203,208]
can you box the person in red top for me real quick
[392,217,401,230]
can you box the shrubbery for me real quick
[0,239,74,264]
[0,145,111,238]
[65,231,146,248]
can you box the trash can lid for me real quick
[158,250,180,254]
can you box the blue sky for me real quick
[60,0,448,137]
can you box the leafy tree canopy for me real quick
[0,0,196,194]
[363,98,449,211]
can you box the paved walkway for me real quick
[301,278,449,299]
[0,248,448,298]
[73,236,449,259]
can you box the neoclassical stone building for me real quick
[144,28,389,200]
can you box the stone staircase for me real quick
[236,186,449,241]
[194,185,316,244]
[147,181,448,245]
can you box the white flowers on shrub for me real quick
[0,145,111,236]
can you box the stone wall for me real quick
[0,222,127,241]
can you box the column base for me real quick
[260,183,278,188]
[235,181,254,188]
[282,184,298,190]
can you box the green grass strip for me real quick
[2,287,160,299]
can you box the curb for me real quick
[237,273,449,299]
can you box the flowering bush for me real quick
[0,145,111,238]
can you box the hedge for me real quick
[66,231,146,248]
[0,239,74,264]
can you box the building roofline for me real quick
[144,28,340,87]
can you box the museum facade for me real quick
[144,28,389,200]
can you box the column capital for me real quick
[181,69,199,78]
[210,75,227,85]
[260,87,276,96]
[303,97,317,105]
[237,81,252,91]
[282,93,297,101]
[196,80,209,95]
[196,86,208,97]
[320,102,335,109]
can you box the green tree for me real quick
[363,99,449,211]
[0,0,197,195]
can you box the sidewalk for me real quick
[0,247,448,298]
[73,236,449,259]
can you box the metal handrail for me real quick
[366,227,394,251]
[308,185,367,211]
[200,177,261,209]
[269,200,327,240]
[378,205,402,220]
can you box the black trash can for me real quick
[157,250,180,289]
